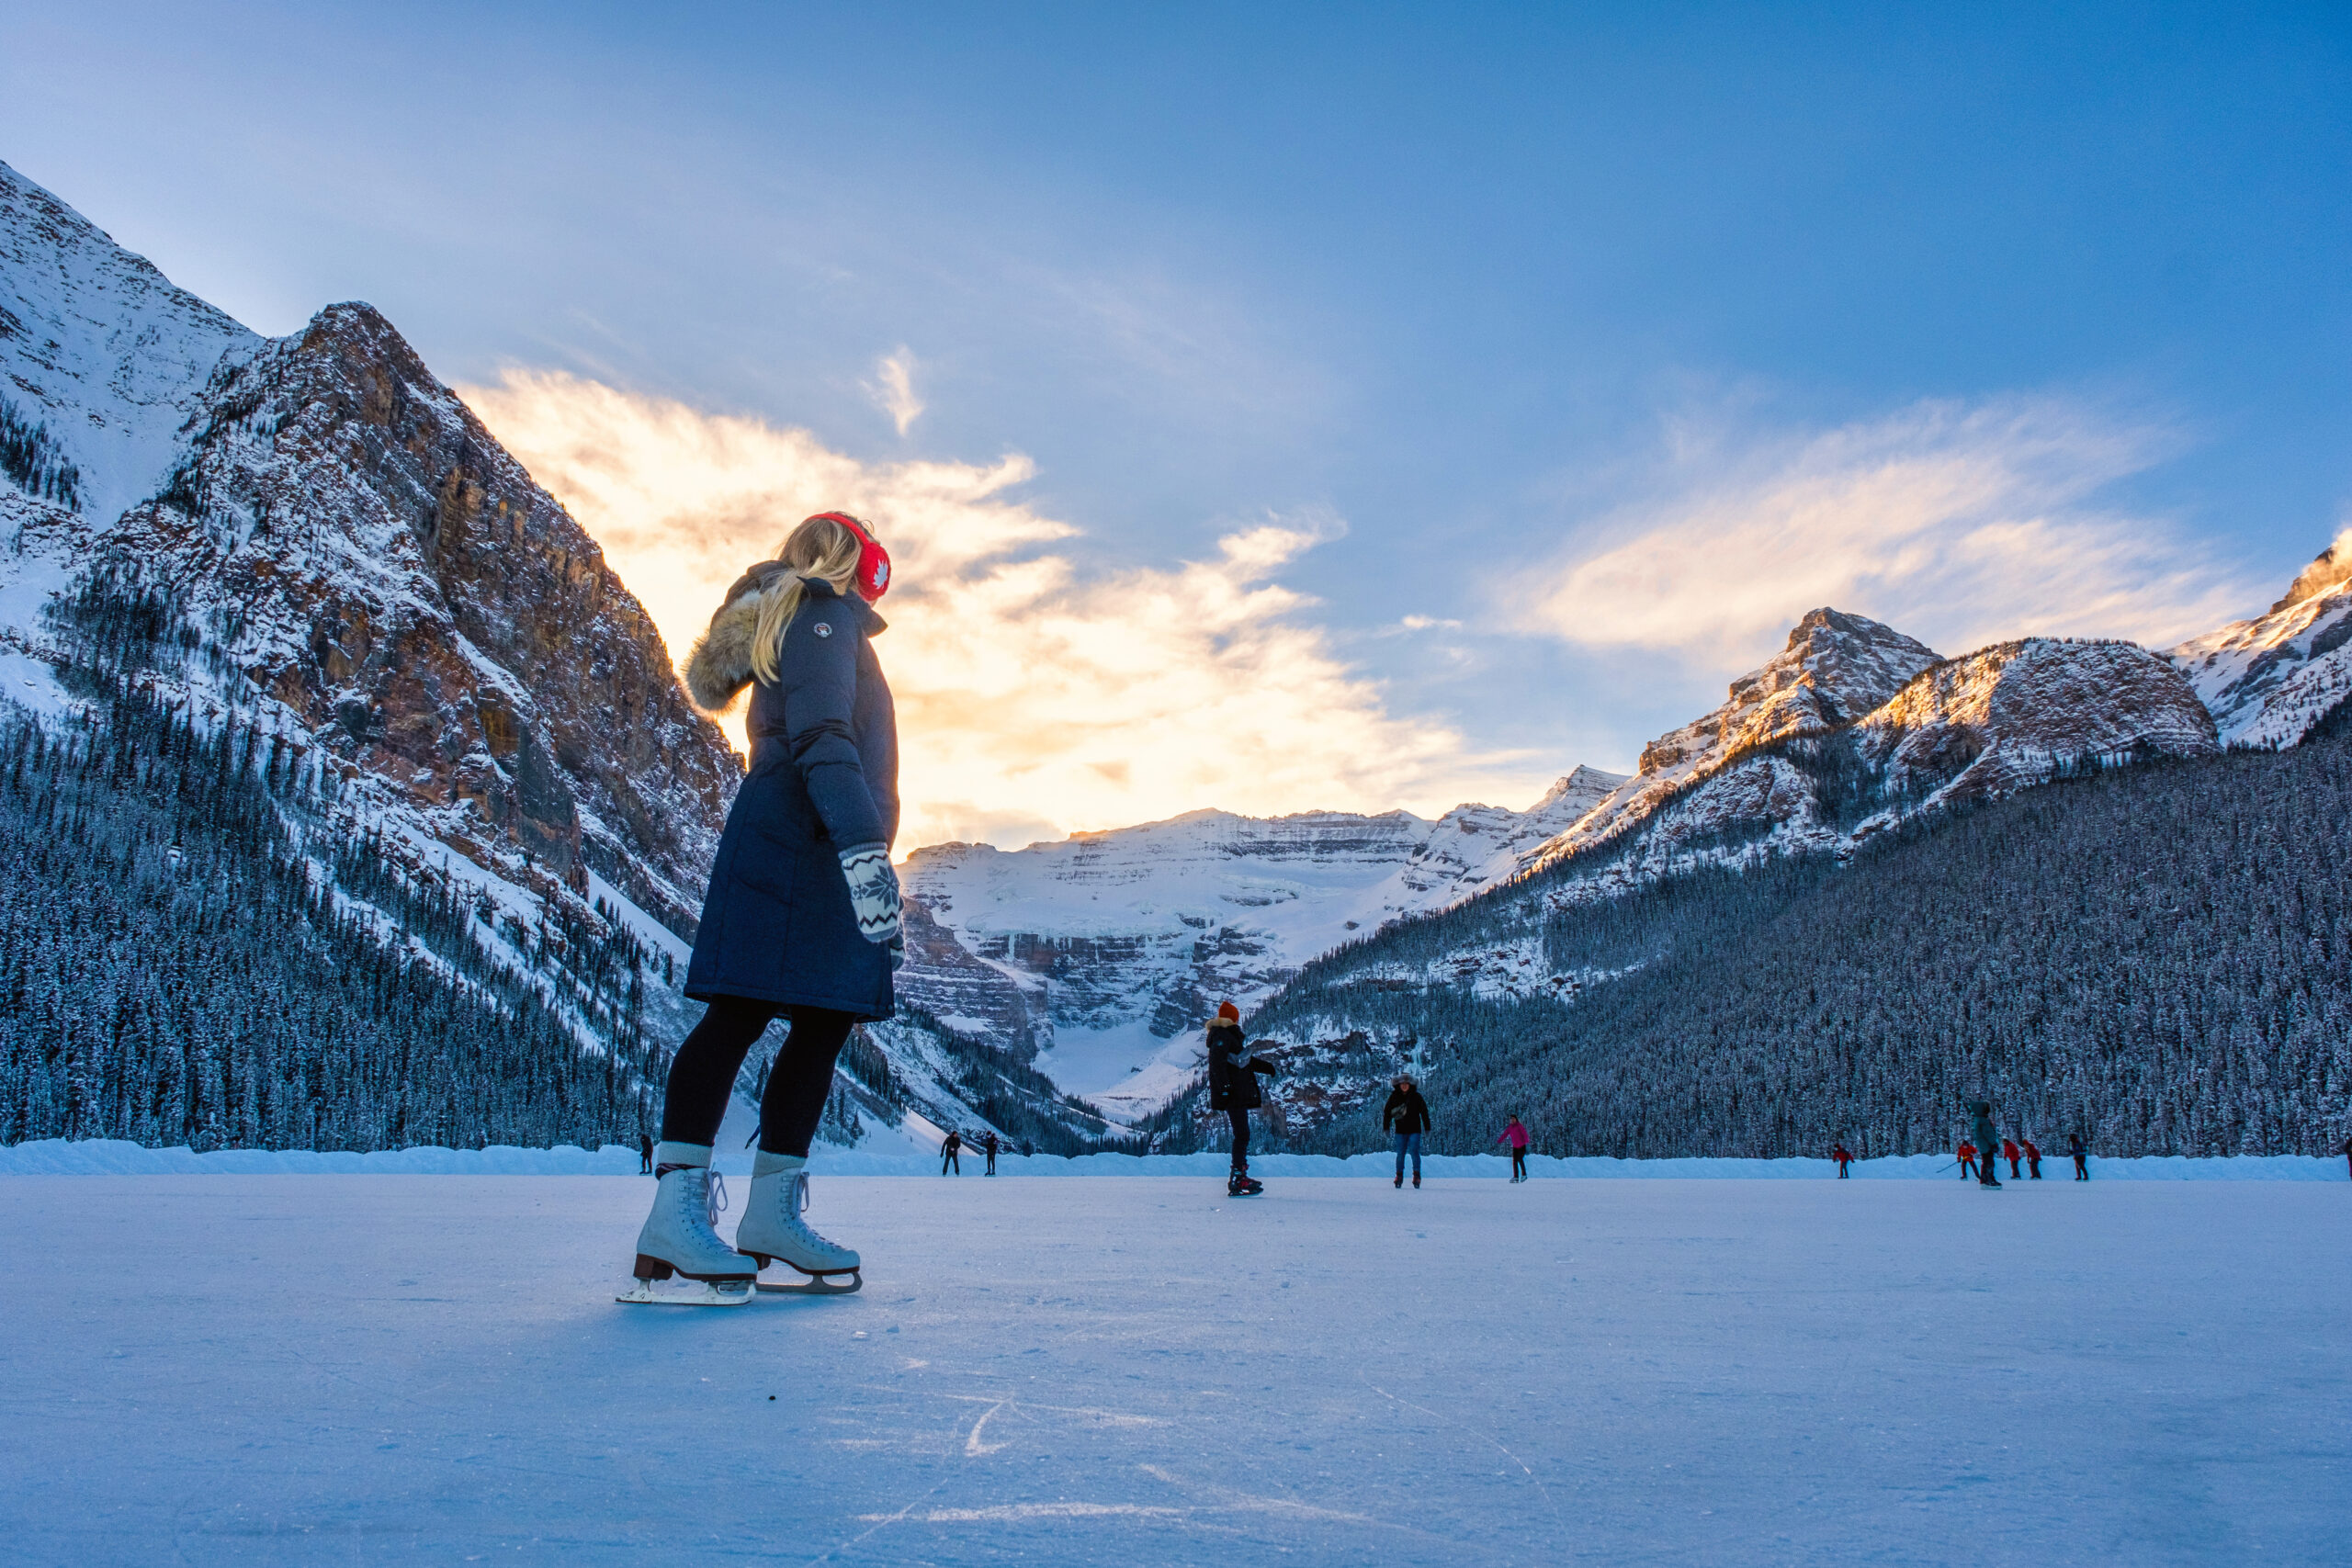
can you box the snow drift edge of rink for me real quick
[1,1139,2345,1179]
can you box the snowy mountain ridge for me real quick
[1196,611,2253,1144]
[896,767,1626,1118]
[2168,530,2352,750]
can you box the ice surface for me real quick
[1,1175,2346,1564]
[6,1137,2346,1180]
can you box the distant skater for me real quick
[624,513,901,1303]
[639,1133,655,1175]
[1206,1001,1277,1196]
[2003,1138,2022,1179]
[2340,1134,2352,1180]
[1385,1073,1433,1190]
[1831,1142,1854,1179]
[981,1130,1000,1176]
[2021,1137,2042,1179]
[1971,1104,2002,1188]
[2071,1133,2088,1180]
[1496,1115,1531,1181]
[1957,1141,1978,1180]
[941,1130,963,1176]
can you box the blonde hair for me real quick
[749,515,866,685]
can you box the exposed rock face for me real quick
[1857,638,2218,806]
[3,158,738,938]
[897,768,1626,1116]
[1528,608,1940,874]
[31,296,741,933]
[2170,533,2352,749]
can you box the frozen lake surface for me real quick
[3,1175,2346,1565]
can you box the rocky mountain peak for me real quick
[2170,533,2352,749]
[2267,530,2352,615]
[1,159,259,524]
[1529,764,1624,816]
[1858,637,2217,806]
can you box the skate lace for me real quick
[787,1170,841,1248]
[679,1168,728,1235]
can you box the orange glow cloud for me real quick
[464,369,1541,850]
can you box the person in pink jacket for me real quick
[1495,1115,1532,1183]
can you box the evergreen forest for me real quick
[1234,704,2352,1161]
[0,565,673,1153]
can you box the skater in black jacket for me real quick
[1384,1075,1432,1189]
[2070,1132,2089,1180]
[981,1130,1000,1176]
[639,1134,655,1175]
[1205,1001,1276,1195]
[1971,1103,2002,1188]
[941,1130,963,1176]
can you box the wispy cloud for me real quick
[464,369,1524,849]
[866,345,925,435]
[1517,395,2256,667]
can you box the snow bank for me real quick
[0,1138,642,1176]
[4,1139,2343,1179]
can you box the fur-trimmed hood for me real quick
[684,564,886,713]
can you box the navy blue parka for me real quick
[684,572,899,1019]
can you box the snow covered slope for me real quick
[0,161,260,524]
[899,768,1624,1117]
[2170,531,2352,749]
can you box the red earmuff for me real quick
[807,512,891,602]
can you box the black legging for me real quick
[1227,1106,1250,1171]
[660,997,855,1157]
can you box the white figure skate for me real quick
[736,1153,863,1295]
[616,1142,755,1306]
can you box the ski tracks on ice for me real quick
[808,1385,1437,1558]
[1364,1374,1566,1538]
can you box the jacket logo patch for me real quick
[813,622,833,637]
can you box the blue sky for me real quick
[6,2,2347,840]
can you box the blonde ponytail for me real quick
[748,515,866,685]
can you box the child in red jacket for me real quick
[1958,1142,1978,1180]
[2002,1138,2022,1179]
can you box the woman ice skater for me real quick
[1495,1114,1531,1182]
[622,513,902,1304]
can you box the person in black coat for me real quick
[1383,1074,1432,1189]
[941,1130,963,1176]
[628,513,901,1287]
[1970,1103,2002,1189]
[1204,1001,1276,1191]
[2070,1132,2089,1180]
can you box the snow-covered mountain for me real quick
[1524,608,1941,876]
[1,158,1108,1156]
[897,767,1625,1118]
[2169,532,2352,750]
[1207,609,2236,1142]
